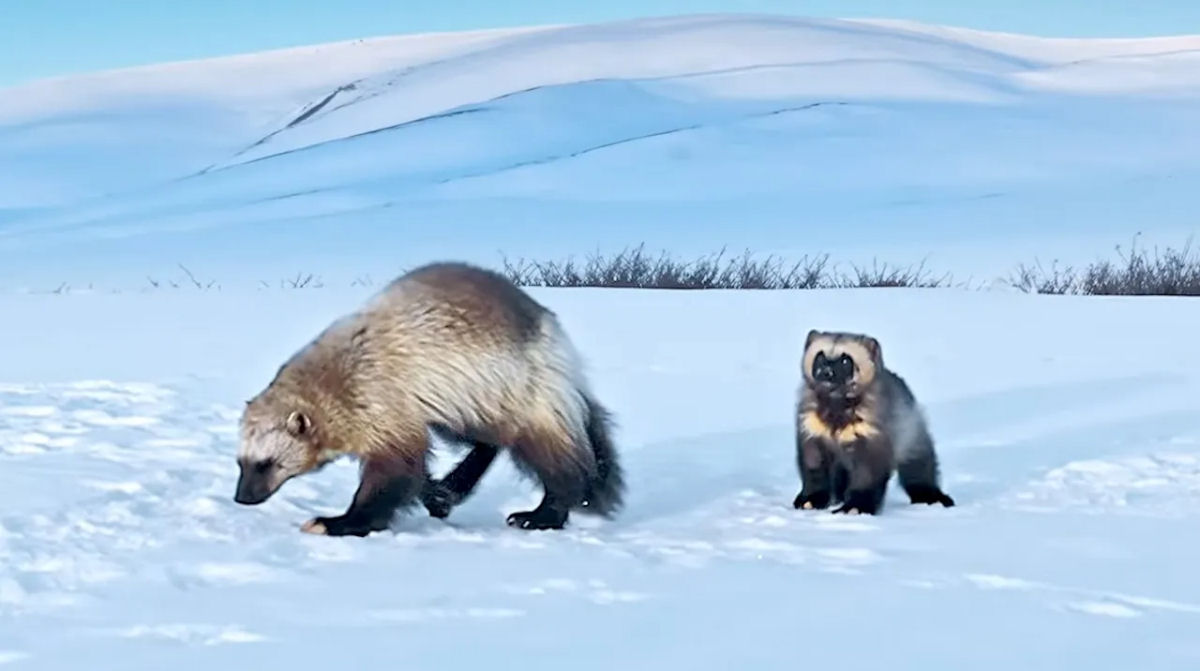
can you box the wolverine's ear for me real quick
[286,410,311,437]
[863,336,882,361]
[804,329,820,350]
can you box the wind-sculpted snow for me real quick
[1,15,1200,288]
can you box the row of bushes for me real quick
[1007,240,1200,295]
[42,238,1200,295]
[503,239,1200,295]
[502,246,947,290]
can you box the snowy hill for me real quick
[2,14,1200,287]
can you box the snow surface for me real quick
[2,12,1200,670]
[2,14,1200,288]
[2,287,1200,669]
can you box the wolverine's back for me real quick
[371,262,551,347]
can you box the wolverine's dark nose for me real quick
[234,475,269,505]
[234,459,276,505]
[814,363,836,382]
[812,352,854,384]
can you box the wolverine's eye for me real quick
[837,354,855,379]
[253,458,276,475]
[812,351,831,380]
[237,457,276,476]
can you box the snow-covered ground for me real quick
[2,287,1200,668]
[2,12,1200,670]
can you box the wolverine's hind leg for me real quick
[421,439,500,519]
[302,442,425,537]
[897,449,955,507]
[505,427,592,531]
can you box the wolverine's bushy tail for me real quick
[579,393,624,517]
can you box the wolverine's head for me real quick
[234,390,334,505]
[801,330,882,399]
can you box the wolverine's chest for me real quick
[799,408,879,444]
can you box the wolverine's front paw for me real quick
[300,515,385,537]
[793,490,831,510]
[420,480,460,519]
[505,509,567,531]
[831,490,881,515]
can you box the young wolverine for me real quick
[793,330,954,515]
[233,262,624,536]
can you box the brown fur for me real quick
[235,262,623,535]
[797,333,884,442]
[793,330,934,515]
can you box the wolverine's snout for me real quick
[234,460,278,505]
[813,351,855,385]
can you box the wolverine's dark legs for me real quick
[506,430,590,531]
[831,438,892,515]
[833,479,889,515]
[903,483,955,507]
[831,462,849,504]
[896,437,955,507]
[302,451,422,537]
[794,435,833,510]
[505,486,572,530]
[421,441,500,518]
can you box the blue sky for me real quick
[4,0,1199,87]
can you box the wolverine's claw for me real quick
[300,518,328,535]
[300,515,383,537]
[793,490,831,510]
[420,480,458,519]
[506,509,567,530]
[904,485,956,508]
